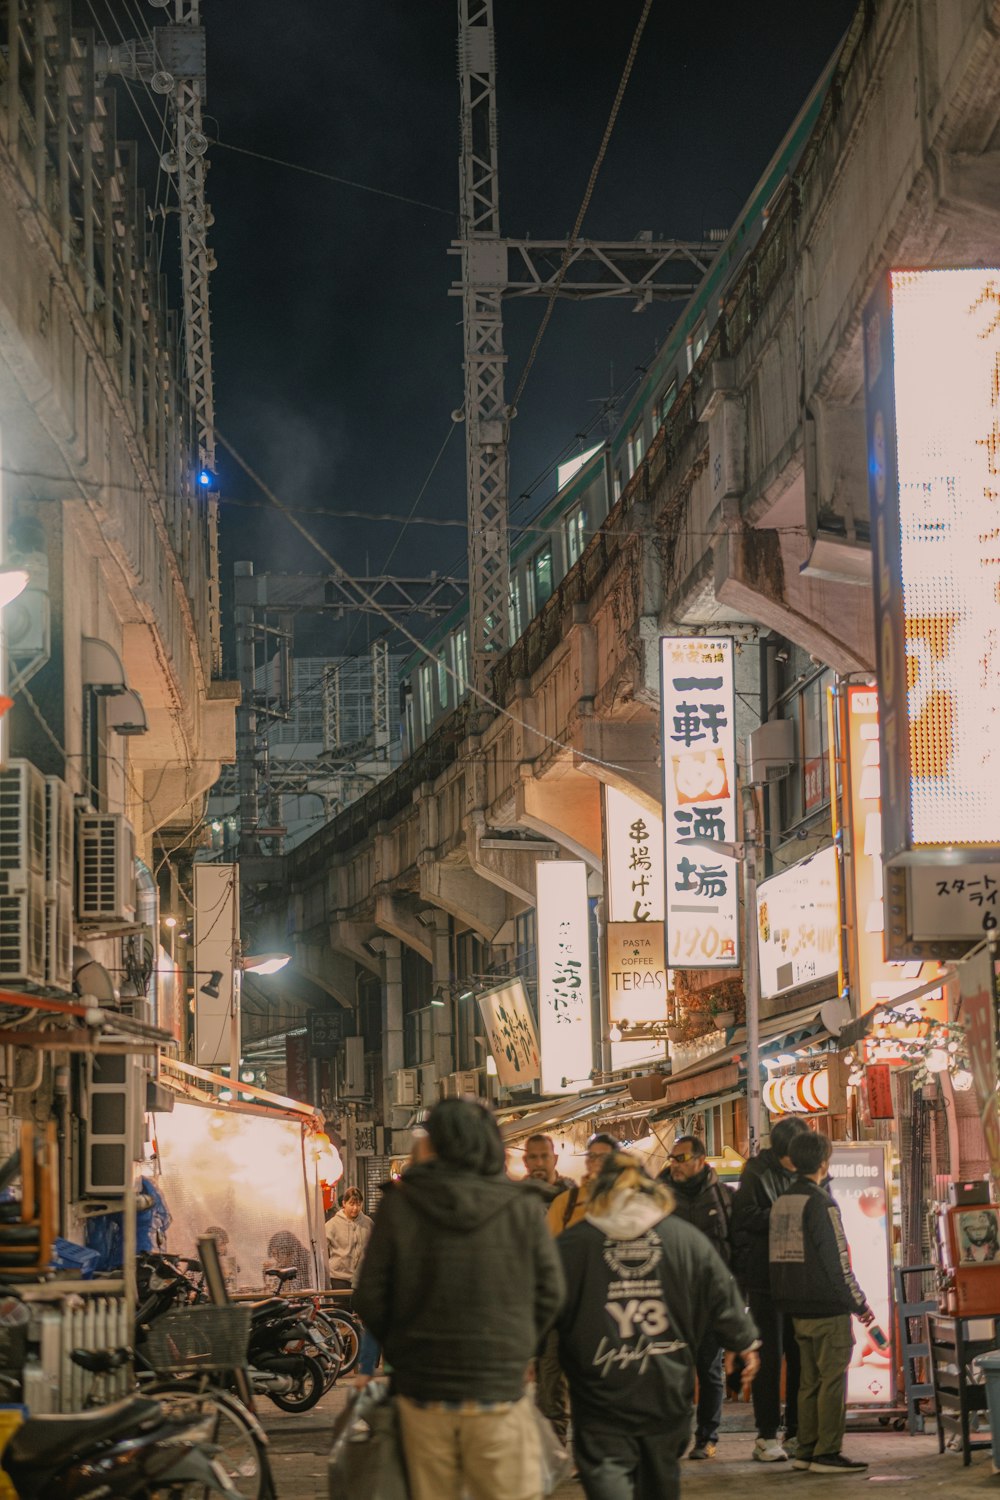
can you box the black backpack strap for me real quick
[562,1185,580,1231]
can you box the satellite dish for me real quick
[820,997,851,1038]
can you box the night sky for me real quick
[102,2,858,664]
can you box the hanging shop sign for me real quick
[194,863,239,1070]
[961,948,1000,1187]
[477,978,542,1088]
[864,1064,895,1120]
[756,847,839,1000]
[605,786,665,923]
[536,861,594,1094]
[829,1142,896,1406]
[606,923,669,1024]
[660,636,738,969]
[864,267,1000,862]
[837,686,944,1011]
[285,1031,312,1105]
[308,1009,346,1060]
[907,866,1000,942]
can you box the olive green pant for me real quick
[792,1314,855,1459]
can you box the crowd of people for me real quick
[328,1100,877,1500]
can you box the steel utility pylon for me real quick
[455,2,717,702]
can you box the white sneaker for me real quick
[753,1438,788,1463]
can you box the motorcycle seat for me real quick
[247,1297,291,1317]
[5,1395,163,1468]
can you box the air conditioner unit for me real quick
[391,1068,420,1108]
[82,1052,143,1196]
[44,882,73,991]
[44,777,74,894]
[76,813,136,924]
[0,760,46,889]
[0,872,46,986]
[340,1035,367,1100]
[442,1070,480,1099]
[746,718,795,785]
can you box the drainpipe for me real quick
[135,860,158,1032]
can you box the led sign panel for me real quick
[865,267,1000,859]
[536,861,594,1094]
[660,636,738,968]
[756,847,839,1000]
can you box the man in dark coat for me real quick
[355,1099,564,1500]
[730,1116,810,1461]
[557,1152,759,1500]
[659,1135,733,1459]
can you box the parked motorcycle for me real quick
[2,1391,236,1499]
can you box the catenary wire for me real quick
[210,138,455,219]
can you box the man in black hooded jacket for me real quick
[355,1098,564,1500]
[730,1116,810,1461]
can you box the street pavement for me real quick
[259,1386,1000,1499]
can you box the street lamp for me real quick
[677,834,763,1155]
[240,952,291,976]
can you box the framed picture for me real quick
[957,1207,1000,1265]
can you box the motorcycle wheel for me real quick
[144,1382,269,1500]
[265,1353,325,1413]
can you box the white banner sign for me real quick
[829,1143,895,1406]
[660,637,739,968]
[605,786,665,923]
[194,863,239,1069]
[477,979,541,1088]
[536,861,593,1094]
[756,846,839,999]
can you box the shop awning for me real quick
[657,1001,837,1110]
[498,1084,632,1144]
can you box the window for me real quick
[437,650,449,710]
[531,545,553,610]
[613,467,623,501]
[772,652,833,839]
[688,320,707,370]
[419,663,434,732]
[508,576,522,642]
[628,423,644,477]
[453,626,469,697]
[659,380,677,427]
[566,505,587,567]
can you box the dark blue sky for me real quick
[195,3,855,659]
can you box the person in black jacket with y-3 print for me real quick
[730,1116,810,1461]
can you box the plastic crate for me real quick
[143,1306,251,1375]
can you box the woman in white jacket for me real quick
[326,1186,374,1290]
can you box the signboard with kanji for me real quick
[477,979,541,1088]
[285,1031,312,1105]
[660,636,739,969]
[536,861,594,1094]
[908,866,1000,941]
[605,786,665,924]
[308,1009,346,1059]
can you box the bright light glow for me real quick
[952,1068,974,1092]
[164,916,178,929]
[661,637,738,968]
[925,1048,949,1073]
[197,467,215,488]
[485,1056,498,1077]
[211,820,222,833]
[763,1069,830,1115]
[886,269,1000,846]
[608,1023,623,1043]
[241,952,290,975]
[0,570,28,610]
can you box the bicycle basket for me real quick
[143,1306,251,1375]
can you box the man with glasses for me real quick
[658,1137,734,1460]
[546,1135,619,1236]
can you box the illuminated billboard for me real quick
[536,861,594,1094]
[660,636,738,968]
[829,1143,896,1407]
[865,267,1000,860]
[755,846,839,1000]
[603,785,670,1024]
[477,979,541,1088]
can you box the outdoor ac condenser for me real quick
[391,1068,419,1108]
[76,813,136,924]
[442,1070,479,1099]
[82,1052,143,1196]
[0,760,48,986]
[44,777,73,990]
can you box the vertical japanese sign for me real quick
[536,861,594,1094]
[194,863,239,1069]
[660,636,739,968]
[477,979,541,1087]
[285,1031,312,1105]
[604,786,670,1024]
[828,1143,895,1406]
[865,268,1000,858]
[961,949,1000,1188]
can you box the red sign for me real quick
[285,1033,313,1105]
[864,1064,895,1120]
[804,756,826,813]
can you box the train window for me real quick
[453,626,469,696]
[437,650,449,708]
[531,545,553,609]
[420,663,434,731]
[566,505,587,566]
[659,381,677,426]
[613,467,623,501]
[692,319,707,362]
[508,576,522,640]
[628,423,644,477]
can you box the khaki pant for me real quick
[792,1314,855,1459]
[396,1393,542,1500]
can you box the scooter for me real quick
[2,1391,237,1499]
[245,1302,327,1412]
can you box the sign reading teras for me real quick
[865,267,1000,859]
[756,846,839,1000]
[660,636,739,968]
[536,861,594,1094]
